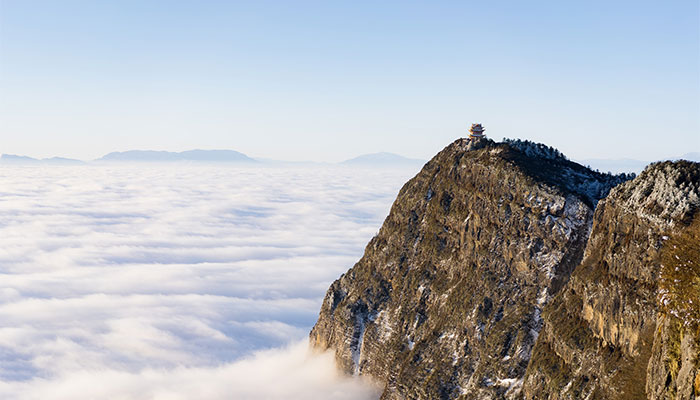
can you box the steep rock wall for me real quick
[523,161,700,400]
[311,139,626,399]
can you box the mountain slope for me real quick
[310,138,630,399]
[523,160,700,400]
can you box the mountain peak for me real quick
[310,137,628,399]
[311,137,699,400]
[612,160,700,225]
[439,138,634,207]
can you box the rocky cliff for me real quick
[523,160,700,400]
[310,138,632,399]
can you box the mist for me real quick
[0,164,418,398]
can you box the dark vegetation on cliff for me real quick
[311,138,700,400]
[498,139,634,208]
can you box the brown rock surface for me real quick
[310,139,628,399]
[523,161,700,400]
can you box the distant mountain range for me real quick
[0,150,426,167]
[682,152,700,162]
[576,158,650,174]
[578,152,700,174]
[341,152,425,166]
[1,149,697,169]
[98,149,256,163]
[0,154,85,165]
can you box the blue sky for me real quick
[0,0,698,161]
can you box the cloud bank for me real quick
[0,340,381,400]
[0,164,418,399]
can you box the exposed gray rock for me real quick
[311,139,630,399]
[312,138,700,399]
[523,161,700,400]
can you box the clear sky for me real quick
[0,0,698,162]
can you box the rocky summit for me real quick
[310,138,700,399]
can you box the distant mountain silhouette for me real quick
[681,152,700,162]
[4,149,695,168]
[43,157,86,165]
[98,149,256,163]
[0,154,39,164]
[0,154,84,165]
[341,152,425,166]
[578,152,700,174]
[577,158,649,174]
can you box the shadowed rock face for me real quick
[523,161,700,400]
[310,139,628,399]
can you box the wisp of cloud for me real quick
[0,164,417,399]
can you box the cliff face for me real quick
[523,161,700,400]
[650,216,700,400]
[310,139,627,399]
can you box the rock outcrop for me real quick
[310,138,630,399]
[311,137,699,399]
[523,160,700,400]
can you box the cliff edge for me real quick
[523,160,700,400]
[310,138,630,399]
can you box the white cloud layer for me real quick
[0,340,382,400]
[0,164,418,399]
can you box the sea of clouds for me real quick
[0,163,419,399]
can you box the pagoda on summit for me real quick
[468,123,486,140]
